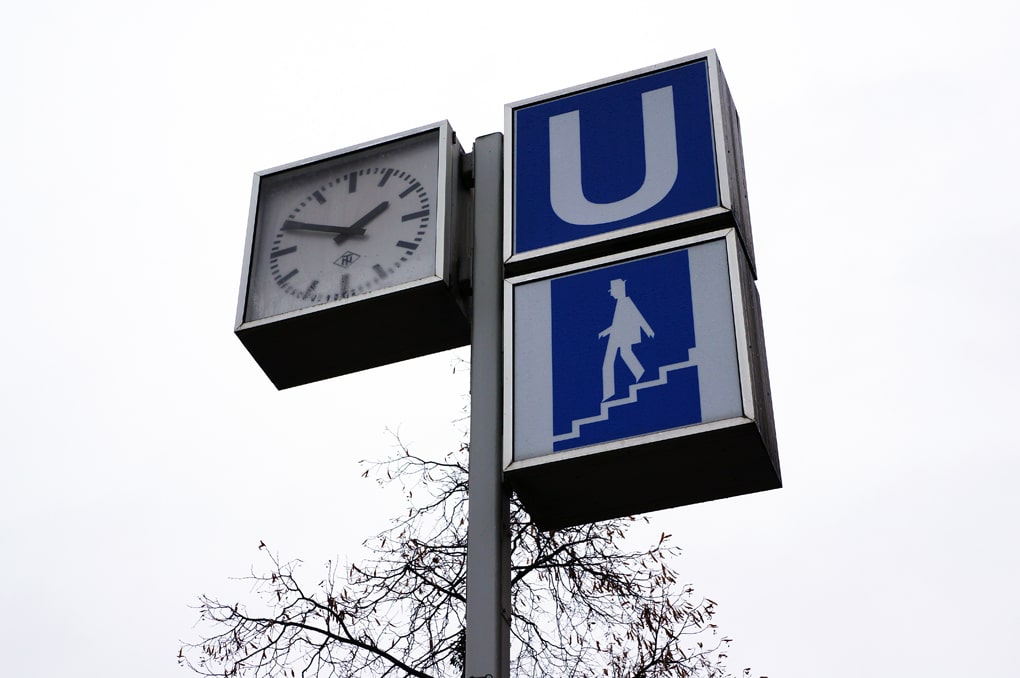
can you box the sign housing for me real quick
[504,230,779,530]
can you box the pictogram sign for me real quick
[506,230,779,530]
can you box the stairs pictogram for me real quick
[552,357,697,444]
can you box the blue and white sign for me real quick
[512,234,744,461]
[505,55,776,529]
[509,54,723,259]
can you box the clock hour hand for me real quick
[334,201,389,244]
[281,220,366,236]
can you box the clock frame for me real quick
[235,121,470,389]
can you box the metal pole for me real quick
[465,133,510,678]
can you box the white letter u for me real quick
[548,85,678,226]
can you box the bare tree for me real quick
[181,440,746,678]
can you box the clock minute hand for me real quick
[334,200,390,244]
[281,220,366,236]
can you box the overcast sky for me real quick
[2,1,1018,677]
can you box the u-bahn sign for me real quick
[504,230,779,530]
[503,52,779,530]
[504,50,755,276]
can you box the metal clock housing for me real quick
[235,122,469,389]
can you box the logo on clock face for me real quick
[336,251,360,269]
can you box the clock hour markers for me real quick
[372,264,387,279]
[312,190,326,204]
[341,273,350,297]
[402,209,429,222]
[396,240,419,250]
[399,181,421,199]
[304,279,319,299]
[278,268,299,285]
[348,173,358,193]
[270,245,297,259]
[378,168,394,187]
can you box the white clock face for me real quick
[244,132,441,323]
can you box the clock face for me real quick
[244,131,441,323]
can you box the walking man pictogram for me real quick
[598,279,654,401]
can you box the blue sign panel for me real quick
[513,236,744,461]
[551,250,699,451]
[513,59,719,255]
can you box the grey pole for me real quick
[464,132,510,678]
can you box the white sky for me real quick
[2,1,1018,676]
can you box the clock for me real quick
[244,132,442,322]
[235,122,470,389]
